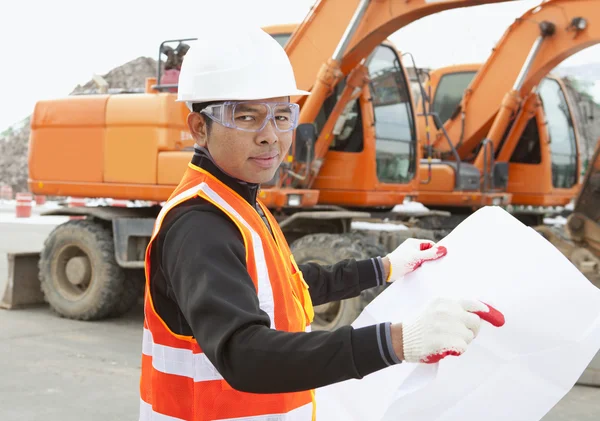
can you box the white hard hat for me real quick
[177,24,310,110]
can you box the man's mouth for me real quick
[251,151,279,160]
[250,151,279,169]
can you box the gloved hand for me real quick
[401,298,505,364]
[385,238,447,282]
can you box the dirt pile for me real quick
[0,118,31,194]
[70,57,158,95]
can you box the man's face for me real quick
[188,96,294,184]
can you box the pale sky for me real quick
[1,0,598,132]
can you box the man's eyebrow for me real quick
[274,106,292,113]
[234,104,263,113]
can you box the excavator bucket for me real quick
[0,252,45,309]
[574,143,600,387]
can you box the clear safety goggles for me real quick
[199,101,300,132]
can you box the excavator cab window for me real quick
[510,117,542,164]
[366,45,417,184]
[271,34,290,48]
[538,78,579,189]
[266,31,362,153]
[431,71,476,128]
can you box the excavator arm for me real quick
[286,0,520,126]
[284,0,520,187]
[285,0,520,97]
[429,0,600,160]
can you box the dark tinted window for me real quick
[510,117,542,164]
[432,71,476,127]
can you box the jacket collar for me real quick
[191,145,259,206]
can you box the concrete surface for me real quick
[0,305,143,421]
[0,204,599,420]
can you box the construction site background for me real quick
[1,56,599,196]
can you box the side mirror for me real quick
[294,123,316,164]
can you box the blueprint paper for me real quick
[315,206,600,421]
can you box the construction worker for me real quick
[139,24,505,421]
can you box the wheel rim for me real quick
[312,301,345,331]
[53,244,93,301]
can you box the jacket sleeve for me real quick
[161,209,401,394]
[298,257,386,306]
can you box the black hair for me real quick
[191,101,220,134]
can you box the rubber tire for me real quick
[109,268,145,318]
[388,227,437,247]
[290,233,371,331]
[342,231,389,310]
[39,219,127,321]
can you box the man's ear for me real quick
[187,113,208,146]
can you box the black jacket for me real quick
[148,146,400,394]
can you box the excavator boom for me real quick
[291,0,521,129]
[431,0,600,158]
[286,0,519,94]
[286,0,520,188]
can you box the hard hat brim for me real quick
[179,89,311,111]
[177,89,311,104]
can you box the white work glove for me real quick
[402,297,505,364]
[386,238,447,282]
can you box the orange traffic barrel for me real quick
[111,199,129,207]
[68,197,86,207]
[67,197,86,220]
[1,185,13,200]
[15,192,32,218]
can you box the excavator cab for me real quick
[262,25,421,209]
[413,66,510,209]
[413,0,600,216]
[419,64,580,208]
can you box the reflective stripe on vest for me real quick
[140,164,315,421]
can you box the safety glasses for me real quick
[200,101,300,132]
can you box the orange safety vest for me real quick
[139,162,316,421]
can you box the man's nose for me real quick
[257,118,279,144]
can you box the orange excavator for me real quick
[413,0,599,223]
[418,65,580,219]
[10,0,525,329]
